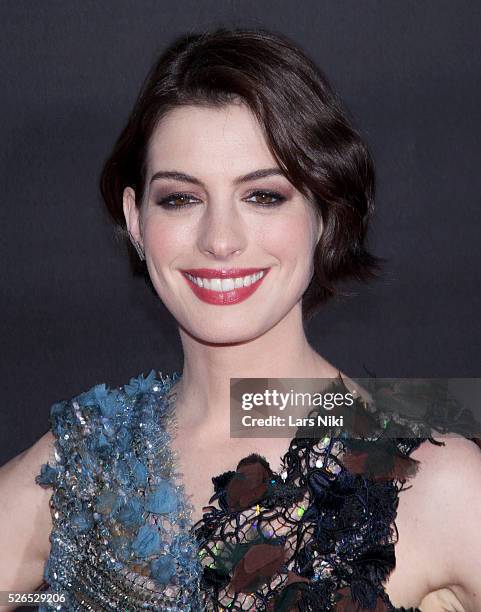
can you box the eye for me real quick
[156,192,201,209]
[244,190,287,207]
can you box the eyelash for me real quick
[155,190,287,209]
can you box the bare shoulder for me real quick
[19,429,56,468]
[1,430,56,553]
[0,430,55,590]
[0,429,56,493]
[410,430,481,468]
[392,433,481,609]
[399,432,481,535]
[403,432,481,534]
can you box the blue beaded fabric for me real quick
[35,370,479,611]
[35,370,201,611]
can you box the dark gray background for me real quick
[1,0,480,469]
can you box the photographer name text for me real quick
[241,414,344,427]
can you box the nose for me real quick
[197,201,248,260]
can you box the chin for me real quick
[179,316,274,346]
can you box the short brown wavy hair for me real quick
[100,28,382,322]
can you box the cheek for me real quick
[142,218,189,267]
[259,214,316,263]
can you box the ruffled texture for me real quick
[35,371,479,611]
[194,375,470,611]
[196,433,409,610]
[35,369,202,611]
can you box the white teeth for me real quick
[185,271,266,291]
[221,278,235,291]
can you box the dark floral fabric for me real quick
[194,375,481,611]
[225,454,275,511]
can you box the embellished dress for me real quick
[34,370,479,611]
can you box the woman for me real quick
[1,28,480,611]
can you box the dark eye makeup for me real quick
[155,190,287,210]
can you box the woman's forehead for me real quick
[146,104,278,179]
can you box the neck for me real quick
[169,304,340,432]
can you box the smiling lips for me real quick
[181,267,270,305]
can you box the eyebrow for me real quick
[149,167,285,187]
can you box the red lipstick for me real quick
[180,268,270,305]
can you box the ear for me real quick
[315,212,323,243]
[122,187,143,247]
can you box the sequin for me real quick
[35,370,469,611]
[36,370,202,611]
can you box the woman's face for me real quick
[123,103,322,344]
